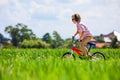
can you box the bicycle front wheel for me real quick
[62,52,75,60]
[91,52,105,61]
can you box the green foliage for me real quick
[0,49,120,80]
[62,38,72,48]
[2,44,15,49]
[0,34,12,48]
[94,34,105,43]
[0,33,4,39]
[42,31,65,48]
[51,31,64,48]
[110,37,120,48]
[19,39,50,48]
[4,23,36,47]
[42,33,52,45]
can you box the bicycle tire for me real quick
[91,52,105,60]
[62,52,75,60]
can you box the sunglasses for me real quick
[72,19,75,20]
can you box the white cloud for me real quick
[0,0,31,38]
[0,0,120,39]
[0,0,31,23]
[0,0,9,6]
[29,1,56,15]
[28,0,91,21]
[74,0,90,5]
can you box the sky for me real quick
[0,0,120,39]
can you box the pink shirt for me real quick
[77,23,92,40]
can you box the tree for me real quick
[0,33,4,42]
[62,38,72,48]
[110,36,118,48]
[52,31,64,48]
[42,33,52,45]
[5,23,36,47]
[94,34,105,42]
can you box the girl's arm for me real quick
[73,31,79,37]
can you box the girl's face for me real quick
[72,16,77,24]
[72,19,77,24]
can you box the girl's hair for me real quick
[72,14,81,22]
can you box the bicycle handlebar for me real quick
[72,36,83,45]
[72,36,75,41]
[72,37,79,44]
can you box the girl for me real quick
[72,13,93,56]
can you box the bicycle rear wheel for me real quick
[62,52,75,60]
[91,52,105,60]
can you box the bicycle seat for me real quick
[87,42,96,51]
[87,42,96,46]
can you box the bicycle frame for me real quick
[71,46,83,56]
[70,38,89,57]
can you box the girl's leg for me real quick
[80,36,92,56]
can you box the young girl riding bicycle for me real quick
[72,13,93,56]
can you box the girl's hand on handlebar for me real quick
[78,39,82,42]
[72,36,74,39]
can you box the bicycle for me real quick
[62,37,105,61]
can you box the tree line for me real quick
[0,23,72,48]
[0,23,120,48]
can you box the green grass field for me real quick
[0,49,120,80]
